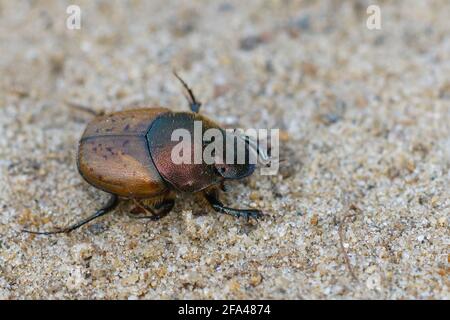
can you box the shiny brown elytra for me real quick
[24,72,263,235]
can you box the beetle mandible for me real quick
[24,72,267,235]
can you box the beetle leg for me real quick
[151,199,175,220]
[204,191,263,221]
[128,198,156,217]
[128,198,174,221]
[65,100,105,117]
[173,70,202,113]
[22,194,119,235]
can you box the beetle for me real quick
[24,72,266,235]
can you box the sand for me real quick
[0,0,449,299]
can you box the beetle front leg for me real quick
[204,191,263,221]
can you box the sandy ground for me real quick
[0,0,449,299]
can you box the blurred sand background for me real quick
[0,0,449,299]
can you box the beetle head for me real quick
[212,132,256,180]
[214,162,256,180]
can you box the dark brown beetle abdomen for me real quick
[77,108,170,198]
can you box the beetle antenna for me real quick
[173,70,202,113]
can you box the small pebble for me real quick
[310,214,319,226]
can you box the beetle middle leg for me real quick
[22,194,119,235]
[129,197,175,221]
[203,190,263,222]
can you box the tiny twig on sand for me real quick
[338,204,361,282]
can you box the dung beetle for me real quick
[24,72,266,235]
